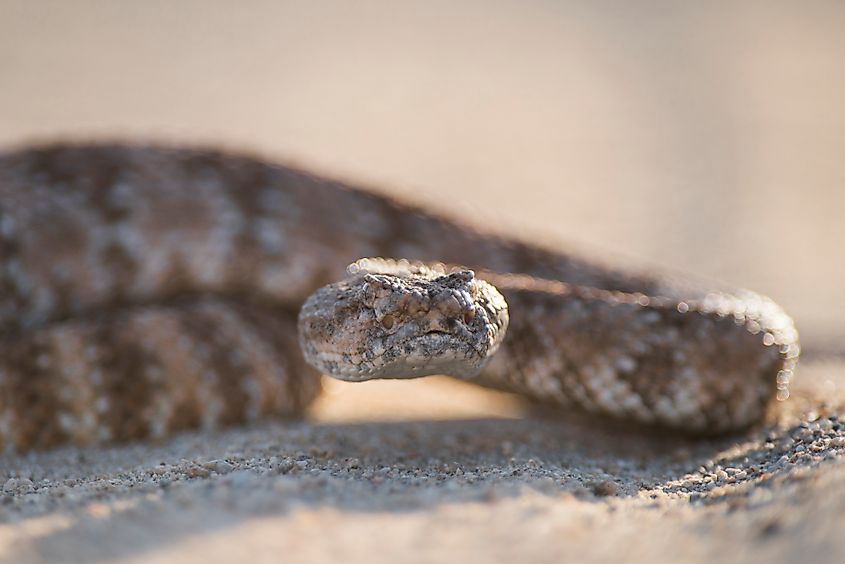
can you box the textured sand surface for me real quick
[1,1,844,562]
[1,362,845,563]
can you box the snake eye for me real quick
[463,309,475,324]
[381,314,395,330]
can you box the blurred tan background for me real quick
[1,0,843,350]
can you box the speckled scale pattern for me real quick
[0,300,317,449]
[0,143,799,449]
[476,277,794,433]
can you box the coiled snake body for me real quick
[0,144,799,450]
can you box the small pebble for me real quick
[592,480,618,497]
[213,461,234,475]
[186,466,210,479]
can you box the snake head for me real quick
[298,258,509,381]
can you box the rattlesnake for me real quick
[0,143,799,450]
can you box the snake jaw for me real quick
[298,258,509,382]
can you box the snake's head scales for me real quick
[298,258,509,381]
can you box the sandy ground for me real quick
[1,362,844,564]
[2,1,844,562]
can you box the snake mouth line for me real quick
[319,332,486,382]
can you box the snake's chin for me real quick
[343,332,488,381]
[305,332,488,382]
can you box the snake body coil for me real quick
[0,143,798,450]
